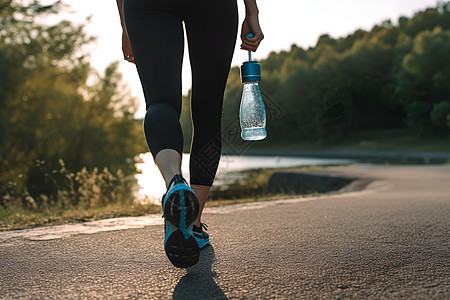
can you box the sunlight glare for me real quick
[135,153,191,205]
[135,153,165,205]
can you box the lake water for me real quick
[135,153,352,204]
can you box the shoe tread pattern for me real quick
[165,230,200,268]
[164,187,199,228]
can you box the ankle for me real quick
[154,149,182,188]
[166,174,184,189]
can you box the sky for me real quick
[56,0,439,117]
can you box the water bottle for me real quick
[239,34,267,141]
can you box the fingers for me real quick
[124,52,135,64]
[240,16,264,52]
[240,33,264,52]
[122,31,135,64]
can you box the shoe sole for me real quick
[165,231,199,268]
[163,186,200,268]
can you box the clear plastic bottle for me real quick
[239,81,267,140]
[239,33,267,141]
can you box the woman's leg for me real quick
[190,185,211,226]
[184,0,239,226]
[124,1,202,267]
[123,0,185,186]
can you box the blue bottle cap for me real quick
[241,61,261,82]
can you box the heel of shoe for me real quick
[164,187,199,229]
[165,230,200,268]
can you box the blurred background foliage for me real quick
[183,1,450,150]
[0,0,147,212]
[1,0,450,216]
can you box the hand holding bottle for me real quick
[240,0,264,52]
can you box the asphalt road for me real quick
[1,164,449,299]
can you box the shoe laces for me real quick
[167,174,187,190]
[161,174,187,215]
[194,223,208,233]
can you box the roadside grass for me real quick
[3,132,448,231]
[0,202,160,231]
[0,160,161,231]
[1,164,347,231]
[0,190,323,231]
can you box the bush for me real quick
[404,101,433,134]
[430,101,450,127]
[1,159,134,211]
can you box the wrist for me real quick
[245,8,259,17]
[244,0,259,16]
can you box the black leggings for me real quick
[123,0,238,186]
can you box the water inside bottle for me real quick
[240,82,267,140]
[241,127,267,140]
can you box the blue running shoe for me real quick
[162,175,200,268]
[193,223,210,249]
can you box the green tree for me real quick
[196,2,450,147]
[430,101,450,127]
[0,1,146,205]
[397,26,450,134]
